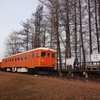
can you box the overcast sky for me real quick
[0,0,38,61]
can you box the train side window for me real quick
[41,52,46,57]
[21,57,23,60]
[12,59,14,62]
[24,56,27,60]
[52,53,55,58]
[18,57,20,61]
[28,55,30,59]
[15,58,17,61]
[32,54,34,58]
[48,53,50,57]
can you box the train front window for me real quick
[52,53,55,58]
[48,53,50,57]
[41,52,46,57]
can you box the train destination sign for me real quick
[91,54,100,62]
[66,58,75,65]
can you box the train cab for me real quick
[30,47,56,74]
[40,50,56,67]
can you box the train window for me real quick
[12,59,14,62]
[28,55,30,59]
[52,53,55,58]
[41,52,46,57]
[18,57,20,61]
[24,56,27,60]
[48,53,50,57]
[32,54,34,58]
[21,57,23,60]
[15,58,17,61]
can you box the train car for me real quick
[1,47,56,74]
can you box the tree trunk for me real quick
[79,0,85,68]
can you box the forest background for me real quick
[4,0,100,69]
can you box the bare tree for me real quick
[95,0,100,53]
[20,19,31,51]
[4,31,22,57]
[79,0,86,67]
[34,4,44,48]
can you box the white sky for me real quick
[0,0,38,62]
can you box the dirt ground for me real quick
[0,71,100,100]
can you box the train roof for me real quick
[3,47,56,59]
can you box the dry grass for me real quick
[0,71,100,100]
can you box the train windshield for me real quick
[52,53,55,58]
[41,52,46,57]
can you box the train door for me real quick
[31,51,39,68]
[41,51,51,67]
[35,51,39,66]
[31,52,35,68]
[46,51,51,67]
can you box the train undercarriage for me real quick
[0,67,54,75]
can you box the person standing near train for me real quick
[74,57,78,70]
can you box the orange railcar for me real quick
[1,47,56,74]
[0,62,1,69]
